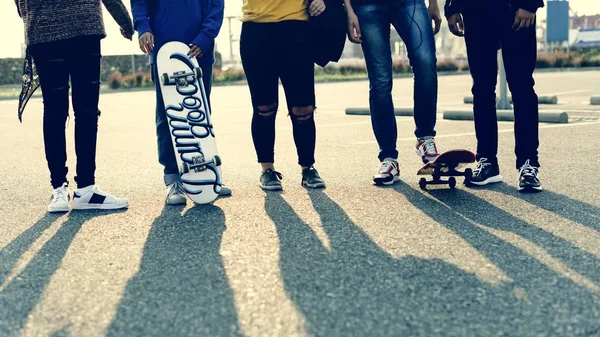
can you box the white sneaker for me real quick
[73,185,129,210]
[166,182,187,205]
[48,182,70,213]
[416,137,440,164]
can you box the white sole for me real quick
[48,206,69,213]
[261,185,283,191]
[519,185,543,192]
[73,203,129,210]
[468,175,503,186]
[373,176,400,186]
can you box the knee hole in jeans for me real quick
[255,104,278,118]
[290,106,315,122]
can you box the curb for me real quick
[345,107,414,116]
[443,110,569,123]
[463,96,558,105]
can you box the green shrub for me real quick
[437,60,459,72]
[392,60,410,73]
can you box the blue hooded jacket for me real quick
[131,0,224,65]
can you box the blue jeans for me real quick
[355,0,438,161]
[151,62,213,186]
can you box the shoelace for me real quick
[423,140,437,155]
[268,170,283,180]
[473,158,490,177]
[379,161,396,173]
[53,189,66,202]
[169,182,185,196]
[519,160,538,178]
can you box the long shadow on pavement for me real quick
[0,211,103,337]
[423,186,600,285]
[493,184,600,232]
[0,213,63,285]
[265,189,600,337]
[106,205,244,337]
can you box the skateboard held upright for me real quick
[417,149,476,190]
[157,41,222,204]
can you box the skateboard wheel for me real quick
[162,73,170,85]
[449,177,457,189]
[419,178,427,190]
[213,155,222,166]
[181,162,190,174]
[195,67,203,81]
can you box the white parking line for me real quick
[352,121,600,145]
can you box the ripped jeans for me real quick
[30,36,102,189]
[240,21,317,167]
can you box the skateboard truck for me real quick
[181,155,222,174]
[419,167,473,190]
[162,68,203,88]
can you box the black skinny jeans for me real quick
[30,36,102,189]
[463,1,540,168]
[240,21,317,167]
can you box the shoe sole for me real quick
[48,206,69,213]
[302,182,326,189]
[73,203,129,210]
[261,184,283,191]
[468,175,503,186]
[166,199,187,205]
[373,176,400,186]
[519,185,543,193]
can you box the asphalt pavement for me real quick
[1,70,599,337]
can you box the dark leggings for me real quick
[30,36,102,189]
[240,20,317,167]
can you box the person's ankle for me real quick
[261,163,274,173]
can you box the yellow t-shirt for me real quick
[242,0,309,23]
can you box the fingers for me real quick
[348,21,362,44]
[433,16,441,35]
[138,34,154,54]
[309,0,326,16]
[512,16,521,31]
[188,45,203,58]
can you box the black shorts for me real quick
[240,20,315,111]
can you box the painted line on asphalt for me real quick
[352,121,600,145]
[540,89,593,96]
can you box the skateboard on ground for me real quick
[417,149,476,190]
[157,41,222,204]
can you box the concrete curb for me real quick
[443,110,569,123]
[345,107,414,116]
[463,96,558,104]
[590,96,600,105]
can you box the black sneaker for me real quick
[469,158,503,186]
[260,169,283,191]
[518,160,542,193]
[302,167,326,189]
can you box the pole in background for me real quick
[496,50,512,110]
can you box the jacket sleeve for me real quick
[130,0,152,36]
[15,0,22,17]
[102,0,135,36]
[444,0,462,19]
[510,0,545,13]
[192,0,224,52]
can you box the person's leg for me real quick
[30,41,71,212]
[390,0,437,139]
[278,21,324,188]
[30,42,70,190]
[69,36,128,210]
[240,22,281,190]
[501,12,542,191]
[354,4,398,162]
[462,10,504,185]
[151,63,181,186]
[69,37,101,189]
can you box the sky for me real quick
[1,0,599,58]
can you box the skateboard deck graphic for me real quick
[157,41,222,204]
[417,149,476,189]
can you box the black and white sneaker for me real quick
[518,160,542,192]
[260,169,283,191]
[302,166,326,189]
[469,158,503,186]
[73,185,129,210]
[373,158,400,186]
